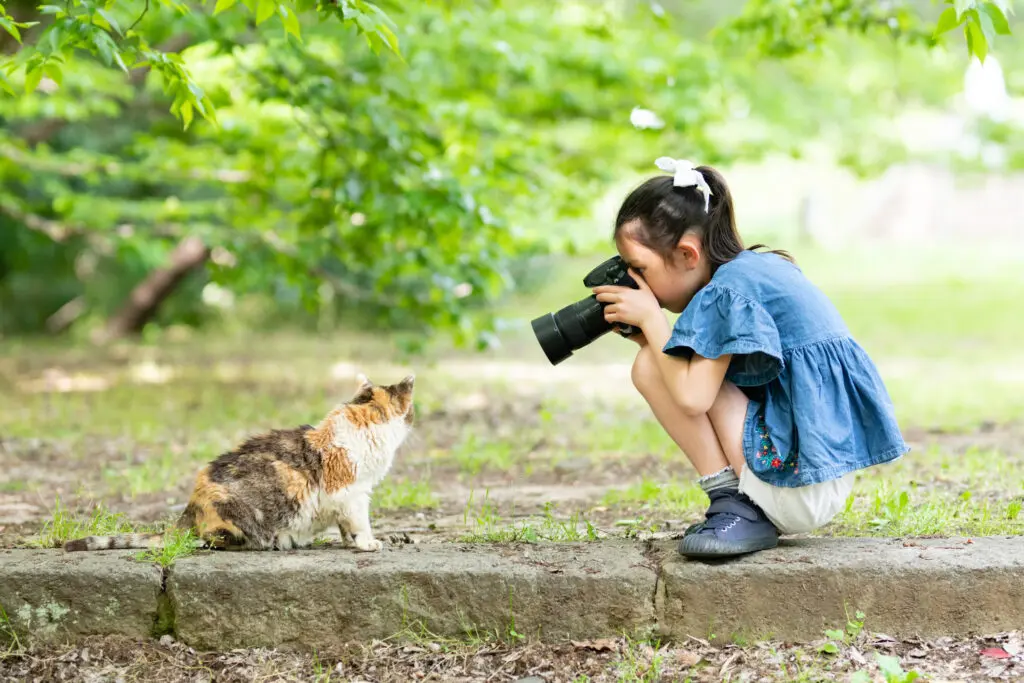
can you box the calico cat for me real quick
[64,373,415,553]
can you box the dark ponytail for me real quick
[614,164,792,273]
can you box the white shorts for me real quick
[738,466,856,536]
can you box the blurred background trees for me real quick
[0,0,1017,352]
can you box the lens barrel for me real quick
[530,295,613,365]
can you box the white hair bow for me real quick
[654,156,712,213]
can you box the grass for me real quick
[28,496,138,549]
[373,478,440,511]
[601,477,707,515]
[1,241,1022,547]
[458,493,601,543]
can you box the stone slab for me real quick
[655,536,1024,643]
[0,549,164,645]
[168,541,658,650]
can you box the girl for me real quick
[593,156,908,559]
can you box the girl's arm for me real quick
[640,313,732,416]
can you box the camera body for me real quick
[531,255,640,366]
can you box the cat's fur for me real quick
[64,373,415,553]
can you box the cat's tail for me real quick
[63,532,165,552]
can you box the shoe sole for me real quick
[677,535,779,559]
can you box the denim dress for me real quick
[663,250,909,488]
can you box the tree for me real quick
[0,0,1016,347]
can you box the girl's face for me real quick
[615,220,711,314]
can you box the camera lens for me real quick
[531,295,613,365]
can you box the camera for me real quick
[531,255,640,366]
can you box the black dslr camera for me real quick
[531,255,640,366]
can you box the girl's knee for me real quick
[630,345,658,395]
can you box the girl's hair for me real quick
[613,165,792,273]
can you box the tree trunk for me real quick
[100,236,210,342]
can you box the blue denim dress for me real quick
[663,250,908,488]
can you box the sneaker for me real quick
[678,488,779,559]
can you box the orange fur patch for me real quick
[321,445,357,493]
[304,411,358,493]
[274,461,312,502]
[187,466,242,539]
[305,408,343,451]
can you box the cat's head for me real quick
[348,372,416,426]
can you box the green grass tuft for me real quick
[28,496,140,548]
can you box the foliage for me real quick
[717,0,1014,64]
[0,0,1018,347]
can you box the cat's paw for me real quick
[353,535,383,552]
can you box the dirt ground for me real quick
[1,629,1022,682]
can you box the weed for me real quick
[29,496,140,548]
[850,652,922,682]
[613,636,664,683]
[311,649,334,682]
[459,493,601,543]
[133,526,202,567]
[0,603,23,659]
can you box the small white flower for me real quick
[630,106,665,130]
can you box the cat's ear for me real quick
[397,374,415,393]
[353,373,373,396]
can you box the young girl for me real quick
[593,156,908,559]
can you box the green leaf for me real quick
[967,16,989,61]
[981,3,1013,34]
[24,64,42,93]
[255,0,275,24]
[955,0,976,18]
[90,29,117,67]
[42,61,62,86]
[934,7,963,36]
[180,100,194,129]
[0,16,22,43]
[37,5,65,15]
[874,653,904,678]
[0,71,14,96]
[279,5,302,40]
[213,0,239,15]
[974,7,997,43]
[824,629,844,640]
[46,24,62,54]
[817,642,840,654]
[96,8,122,36]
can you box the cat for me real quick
[63,372,415,553]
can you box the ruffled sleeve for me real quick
[663,284,785,387]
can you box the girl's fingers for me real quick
[594,292,618,303]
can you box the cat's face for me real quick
[349,373,416,426]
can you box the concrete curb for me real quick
[1,537,1022,649]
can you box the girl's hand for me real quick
[593,269,662,331]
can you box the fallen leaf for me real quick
[966,538,974,544]
[675,650,701,666]
[908,648,928,658]
[1004,636,1023,656]
[981,648,1011,659]
[571,639,616,652]
[848,647,867,665]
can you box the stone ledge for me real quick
[168,540,657,650]
[0,549,163,644]
[2,537,1024,649]
[654,536,1024,642]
